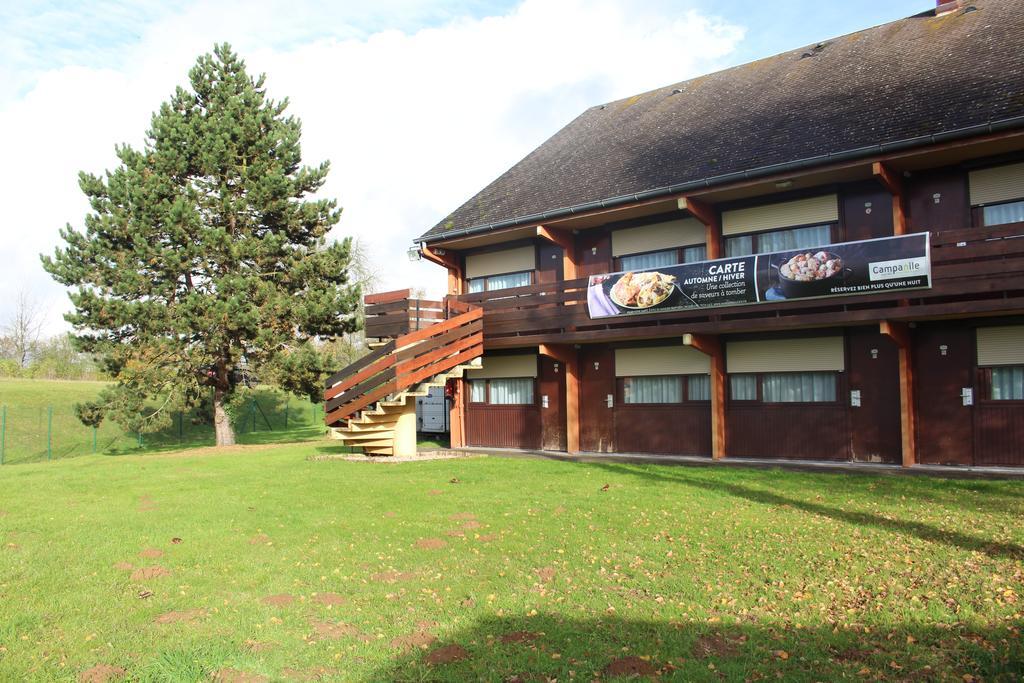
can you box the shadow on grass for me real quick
[363,613,1021,683]
[573,461,1024,560]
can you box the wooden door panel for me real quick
[579,345,615,452]
[914,324,974,465]
[539,355,567,451]
[847,329,901,463]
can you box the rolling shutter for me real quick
[976,326,1024,366]
[969,162,1024,206]
[465,246,535,279]
[722,194,838,236]
[615,346,710,376]
[466,354,538,379]
[611,218,706,256]
[726,337,845,373]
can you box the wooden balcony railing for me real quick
[364,289,446,340]
[454,223,1024,348]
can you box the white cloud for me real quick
[0,0,743,336]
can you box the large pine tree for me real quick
[43,44,360,445]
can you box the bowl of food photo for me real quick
[774,250,850,298]
[609,271,677,310]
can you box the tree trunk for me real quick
[213,388,236,446]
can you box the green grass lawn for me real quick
[0,379,327,465]
[0,445,1022,681]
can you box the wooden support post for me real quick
[392,400,418,457]
[449,378,466,448]
[879,320,917,467]
[539,343,580,453]
[679,196,722,259]
[422,245,463,295]
[872,162,908,236]
[537,225,577,280]
[683,333,726,459]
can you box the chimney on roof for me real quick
[935,0,962,15]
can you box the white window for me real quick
[469,379,487,403]
[467,270,531,293]
[991,366,1024,400]
[982,200,1024,227]
[726,224,832,256]
[623,376,682,404]
[687,374,711,401]
[488,378,534,405]
[620,249,677,271]
[730,374,757,400]
[761,372,837,403]
[683,245,708,263]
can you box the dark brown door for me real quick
[538,355,567,451]
[579,345,615,452]
[906,168,970,233]
[914,324,975,465]
[846,328,901,463]
[842,182,894,242]
[536,242,564,284]
[575,231,611,278]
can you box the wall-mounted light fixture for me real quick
[940,344,948,356]
[932,193,942,204]
[406,245,422,262]
[864,201,872,215]
[870,348,879,359]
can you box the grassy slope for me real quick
[0,379,326,464]
[0,445,1021,681]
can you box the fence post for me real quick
[251,400,257,432]
[1,405,6,465]
[178,412,184,442]
[47,406,53,461]
[284,399,289,429]
[92,425,97,454]
[137,431,143,448]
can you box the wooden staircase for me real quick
[324,299,482,456]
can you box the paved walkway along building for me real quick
[325,0,1024,469]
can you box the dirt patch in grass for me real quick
[249,533,271,545]
[313,592,347,606]
[280,667,340,681]
[499,631,540,645]
[382,511,397,518]
[461,520,482,530]
[477,534,498,542]
[153,609,205,624]
[425,643,470,665]
[445,530,465,538]
[138,548,163,559]
[112,562,134,571]
[137,496,157,512]
[415,538,447,550]
[391,630,437,652]
[427,489,444,496]
[449,512,476,521]
[212,668,269,683]
[692,633,741,659]
[370,570,416,583]
[130,566,170,581]
[534,567,556,583]
[262,593,294,606]
[245,640,274,652]
[311,620,371,642]
[78,664,126,682]
[604,656,656,677]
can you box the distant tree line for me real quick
[0,290,102,381]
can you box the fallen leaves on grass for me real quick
[153,609,205,624]
[212,668,268,683]
[313,592,347,606]
[130,566,170,581]
[415,538,447,550]
[262,594,295,606]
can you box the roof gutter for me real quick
[420,114,1024,245]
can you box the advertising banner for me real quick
[587,232,931,319]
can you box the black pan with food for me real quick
[774,250,851,298]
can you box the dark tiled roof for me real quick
[422,1,1024,242]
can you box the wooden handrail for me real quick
[323,340,396,390]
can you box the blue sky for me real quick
[0,0,931,333]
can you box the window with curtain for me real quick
[982,200,1024,227]
[469,380,487,403]
[729,374,757,400]
[620,249,677,271]
[623,376,682,404]
[467,270,532,293]
[725,224,832,256]
[488,378,534,405]
[761,372,837,402]
[683,245,708,263]
[687,374,711,401]
[991,366,1024,400]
